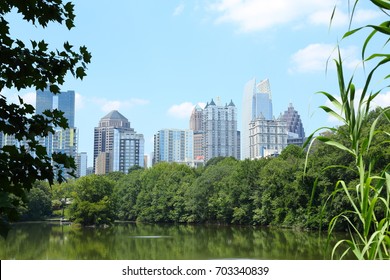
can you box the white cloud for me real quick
[372,91,390,108]
[309,8,348,27]
[207,0,382,32]
[1,91,36,106]
[208,0,334,32]
[92,97,149,113]
[353,9,383,24]
[173,3,185,16]
[289,43,361,73]
[19,92,36,106]
[75,92,84,111]
[167,102,196,119]
[309,7,382,27]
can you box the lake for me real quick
[0,222,342,260]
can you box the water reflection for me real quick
[0,222,342,260]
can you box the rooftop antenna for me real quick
[216,96,221,106]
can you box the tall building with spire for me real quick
[189,104,204,161]
[93,110,144,174]
[281,103,306,146]
[202,98,239,162]
[242,78,273,159]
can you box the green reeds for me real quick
[306,0,390,259]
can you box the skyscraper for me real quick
[189,104,204,161]
[189,104,203,131]
[35,88,78,171]
[242,78,273,159]
[281,103,306,146]
[153,129,193,165]
[76,152,88,177]
[202,98,238,162]
[36,88,75,128]
[94,110,144,174]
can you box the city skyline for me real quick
[2,1,390,166]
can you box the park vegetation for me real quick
[0,0,91,236]
[306,0,390,259]
[17,107,389,234]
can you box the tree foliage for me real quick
[19,109,388,234]
[0,0,90,233]
[68,175,115,226]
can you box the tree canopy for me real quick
[0,0,91,235]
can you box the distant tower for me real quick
[242,78,273,159]
[93,110,144,174]
[249,115,288,159]
[189,104,203,131]
[189,104,204,161]
[36,88,75,127]
[281,103,306,146]
[76,152,88,177]
[153,129,193,165]
[35,88,78,176]
[202,98,238,162]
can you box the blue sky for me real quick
[3,0,390,166]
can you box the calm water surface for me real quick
[0,222,339,260]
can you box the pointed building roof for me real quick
[228,99,235,107]
[101,110,128,121]
[99,110,130,128]
[209,99,216,106]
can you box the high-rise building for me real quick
[112,127,144,173]
[76,152,88,177]
[35,88,78,177]
[249,115,288,158]
[202,98,238,162]
[242,78,273,159]
[189,104,203,131]
[36,89,76,128]
[281,103,306,146]
[153,129,193,165]
[94,110,144,174]
[189,104,204,161]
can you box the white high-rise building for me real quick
[76,152,88,177]
[202,98,238,162]
[242,78,272,159]
[249,116,288,158]
[153,129,193,165]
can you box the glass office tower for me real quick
[242,78,273,159]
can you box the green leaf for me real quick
[343,27,364,39]
[65,19,75,30]
[75,67,86,79]
[49,84,60,94]
[37,40,48,52]
[319,105,345,122]
[318,91,343,110]
[371,0,390,10]
[368,22,390,35]
[63,41,73,52]
[316,136,355,155]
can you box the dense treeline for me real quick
[21,108,389,230]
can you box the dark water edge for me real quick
[0,221,348,260]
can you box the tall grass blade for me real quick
[371,0,390,10]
